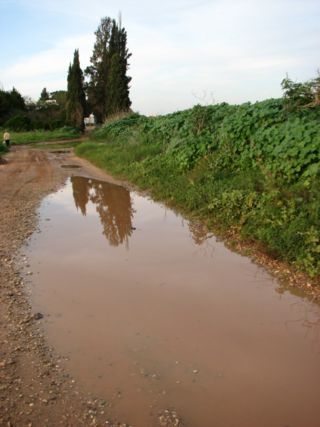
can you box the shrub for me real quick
[0,142,8,154]
[4,114,32,131]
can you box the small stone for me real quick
[34,312,44,320]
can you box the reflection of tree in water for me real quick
[188,221,216,257]
[188,221,209,245]
[72,176,89,215]
[71,176,134,246]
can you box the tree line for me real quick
[0,87,68,130]
[0,15,131,131]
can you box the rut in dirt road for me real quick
[0,147,131,427]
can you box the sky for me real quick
[0,0,319,115]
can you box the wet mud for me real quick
[0,147,132,426]
[23,175,320,427]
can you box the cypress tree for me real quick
[85,17,112,123]
[106,20,132,115]
[117,24,132,112]
[107,53,122,115]
[85,16,132,122]
[66,49,86,130]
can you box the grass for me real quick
[29,140,86,150]
[3,127,81,145]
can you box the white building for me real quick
[84,113,95,126]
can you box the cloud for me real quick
[1,0,319,112]
[228,56,300,72]
[1,33,94,97]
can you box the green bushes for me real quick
[4,114,33,131]
[76,99,320,277]
[0,143,8,154]
[92,113,146,141]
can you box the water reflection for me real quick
[71,176,134,247]
[188,221,210,245]
[27,174,320,427]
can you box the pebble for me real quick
[33,312,44,320]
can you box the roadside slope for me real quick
[76,101,320,294]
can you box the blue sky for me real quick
[0,0,319,115]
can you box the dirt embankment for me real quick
[0,147,130,427]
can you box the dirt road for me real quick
[0,145,318,427]
[0,147,133,427]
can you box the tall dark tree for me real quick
[107,20,132,115]
[39,87,50,102]
[85,17,112,122]
[85,16,132,122]
[66,49,86,130]
[107,53,122,115]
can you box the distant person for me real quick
[3,131,10,148]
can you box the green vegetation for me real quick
[29,140,84,150]
[0,87,69,131]
[76,98,320,278]
[0,87,25,127]
[282,74,320,111]
[4,127,80,145]
[0,143,8,155]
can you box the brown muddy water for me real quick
[24,176,320,427]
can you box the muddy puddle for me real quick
[24,176,320,427]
